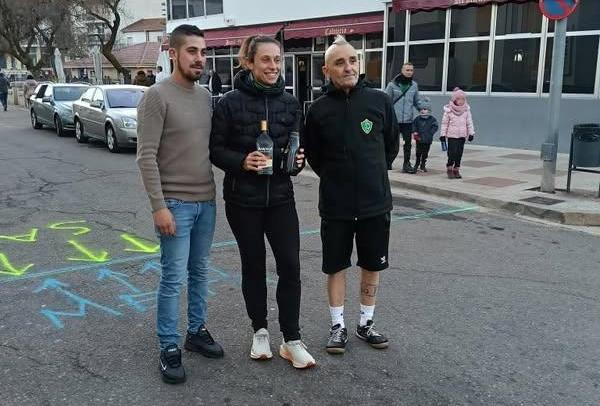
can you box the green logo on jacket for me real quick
[361,119,373,135]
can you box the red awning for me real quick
[392,0,530,12]
[204,23,283,48]
[284,13,384,40]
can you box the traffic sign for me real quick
[539,0,579,20]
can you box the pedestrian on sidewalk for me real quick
[411,97,438,173]
[385,62,420,173]
[209,35,316,369]
[440,87,475,179]
[136,24,224,385]
[0,72,10,112]
[304,36,399,355]
[23,75,38,109]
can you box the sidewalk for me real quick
[388,144,600,226]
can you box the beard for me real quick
[176,57,204,82]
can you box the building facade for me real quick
[165,0,600,151]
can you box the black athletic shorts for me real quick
[320,213,391,274]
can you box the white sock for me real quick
[329,306,345,328]
[359,304,375,326]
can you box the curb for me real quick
[390,179,600,226]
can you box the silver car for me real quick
[72,85,145,153]
[30,83,89,137]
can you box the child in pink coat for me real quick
[440,88,475,179]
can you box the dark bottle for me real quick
[282,111,301,174]
[256,120,273,175]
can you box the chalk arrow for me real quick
[0,228,39,243]
[121,233,160,253]
[0,253,34,276]
[140,260,162,275]
[67,240,109,263]
[97,268,141,293]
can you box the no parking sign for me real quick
[539,0,580,20]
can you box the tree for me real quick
[73,0,129,78]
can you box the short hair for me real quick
[402,62,414,68]
[325,35,354,64]
[237,35,281,70]
[137,70,145,75]
[169,24,205,49]
[157,66,163,72]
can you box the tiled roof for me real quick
[64,42,161,69]
[122,18,166,33]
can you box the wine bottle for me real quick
[256,120,273,175]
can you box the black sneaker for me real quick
[326,324,348,354]
[402,162,415,174]
[356,320,389,349]
[159,344,186,384]
[184,325,224,358]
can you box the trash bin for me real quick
[572,124,600,167]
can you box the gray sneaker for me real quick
[326,324,348,354]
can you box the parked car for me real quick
[30,83,89,137]
[72,85,145,153]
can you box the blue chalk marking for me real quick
[97,268,142,293]
[0,206,478,284]
[34,278,121,329]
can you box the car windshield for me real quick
[106,89,144,108]
[53,87,88,101]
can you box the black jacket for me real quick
[210,70,302,208]
[412,115,439,144]
[303,78,399,220]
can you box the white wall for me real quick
[167,0,385,32]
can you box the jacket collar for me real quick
[233,69,285,97]
[322,74,368,97]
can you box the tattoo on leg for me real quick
[361,283,378,298]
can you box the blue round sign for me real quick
[539,0,580,20]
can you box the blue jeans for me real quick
[156,199,216,350]
[0,92,7,110]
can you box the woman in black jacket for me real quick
[209,35,315,369]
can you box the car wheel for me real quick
[55,116,65,137]
[106,125,121,153]
[31,110,42,129]
[74,119,88,143]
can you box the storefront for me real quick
[193,12,384,104]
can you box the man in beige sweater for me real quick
[136,24,223,385]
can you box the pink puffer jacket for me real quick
[441,105,475,139]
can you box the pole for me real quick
[541,18,567,193]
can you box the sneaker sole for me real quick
[355,332,389,349]
[278,346,316,369]
[184,342,224,358]
[250,351,273,360]
[160,368,186,384]
[325,346,346,354]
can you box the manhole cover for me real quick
[519,196,565,205]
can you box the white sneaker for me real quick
[250,328,273,360]
[279,340,316,369]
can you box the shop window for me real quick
[166,0,171,20]
[346,34,363,50]
[365,51,383,88]
[214,47,230,55]
[206,0,223,15]
[198,59,213,85]
[284,38,312,53]
[450,5,491,38]
[448,41,489,92]
[496,2,542,35]
[387,9,406,43]
[544,36,598,94]
[312,55,325,88]
[366,32,383,49]
[492,38,540,92]
[410,10,446,41]
[549,1,600,32]
[284,56,294,87]
[314,37,326,52]
[385,46,404,83]
[215,57,232,87]
[188,0,204,18]
[172,0,187,19]
[409,43,444,91]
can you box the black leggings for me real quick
[225,201,301,342]
[415,142,431,165]
[447,138,466,168]
[398,123,413,162]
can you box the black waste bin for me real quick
[572,124,600,167]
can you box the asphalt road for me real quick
[1,108,599,406]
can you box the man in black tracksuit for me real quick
[303,36,399,354]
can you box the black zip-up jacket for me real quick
[303,78,399,220]
[210,70,303,208]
